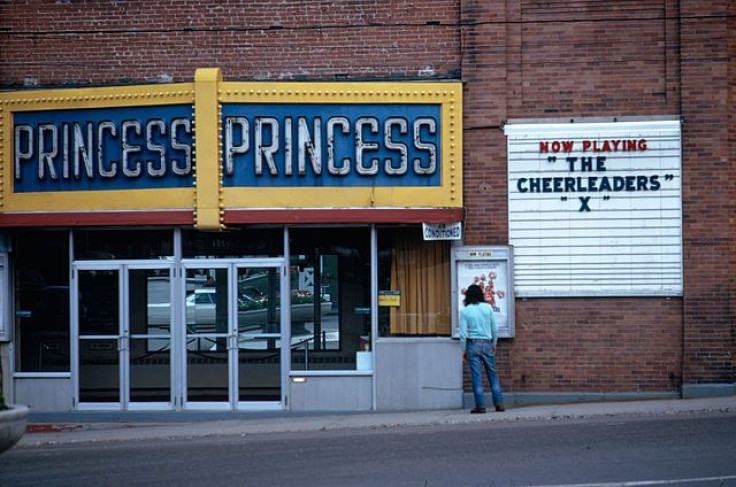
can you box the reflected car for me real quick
[239,285,267,303]
[147,288,331,331]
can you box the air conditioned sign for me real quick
[422,221,462,240]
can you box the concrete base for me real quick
[463,384,736,409]
[463,391,680,409]
[376,338,463,410]
[0,405,29,455]
[14,377,73,412]
[681,383,736,399]
[289,375,372,411]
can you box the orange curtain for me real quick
[389,230,451,335]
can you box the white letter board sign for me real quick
[505,119,682,297]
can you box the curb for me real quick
[18,396,736,448]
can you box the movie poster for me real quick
[456,260,510,333]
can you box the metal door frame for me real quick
[180,258,288,411]
[72,260,176,411]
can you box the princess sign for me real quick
[0,69,463,229]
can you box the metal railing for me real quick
[291,331,330,371]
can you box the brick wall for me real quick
[461,0,733,393]
[464,297,684,394]
[507,298,683,392]
[678,0,735,385]
[730,4,736,387]
[0,0,460,86]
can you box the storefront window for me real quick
[75,229,173,260]
[378,226,451,336]
[289,227,371,371]
[14,231,70,372]
[183,228,282,258]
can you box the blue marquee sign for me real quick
[13,105,194,193]
[221,103,441,187]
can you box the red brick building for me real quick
[0,1,732,411]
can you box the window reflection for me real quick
[141,269,173,339]
[184,268,229,402]
[182,228,282,258]
[74,230,173,260]
[289,227,371,371]
[130,269,171,403]
[237,267,280,336]
[237,267,281,401]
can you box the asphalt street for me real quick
[2,408,735,487]
[0,396,734,486]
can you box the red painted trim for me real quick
[224,208,465,224]
[0,210,194,227]
[0,208,465,227]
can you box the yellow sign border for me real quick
[219,80,462,209]
[0,83,196,213]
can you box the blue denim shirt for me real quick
[459,302,498,350]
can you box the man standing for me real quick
[459,284,505,413]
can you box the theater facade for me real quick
[0,1,733,413]
[0,70,472,411]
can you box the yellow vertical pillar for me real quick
[193,68,223,231]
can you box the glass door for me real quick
[73,262,174,410]
[127,265,174,410]
[182,259,286,410]
[74,267,122,408]
[182,264,231,408]
[236,264,283,407]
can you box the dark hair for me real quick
[463,284,486,306]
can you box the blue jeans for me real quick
[467,340,504,408]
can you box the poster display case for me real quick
[451,246,514,338]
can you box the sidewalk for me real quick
[18,396,736,447]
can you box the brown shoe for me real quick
[495,404,506,412]
[470,407,487,414]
